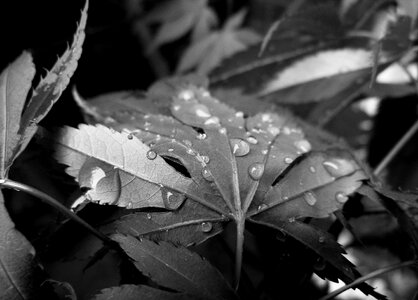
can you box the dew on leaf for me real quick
[201,222,213,233]
[186,148,195,155]
[294,140,312,153]
[173,105,181,111]
[146,150,157,160]
[335,192,349,204]
[183,140,192,147]
[267,125,281,136]
[303,192,317,206]
[284,157,293,164]
[201,155,210,164]
[230,138,250,157]
[318,236,325,243]
[257,203,268,211]
[249,162,265,180]
[202,168,214,182]
[127,133,134,140]
[322,158,356,177]
[178,89,194,101]
[194,104,211,118]
[127,202,133,209]
[196,133,207,140]
[235,111,244,118]
[168,148,174,152]
[146,213,152,220]
[282,127,291,135]
[246,136,258,144]
[218,127,227,135]
[288,217,296,223]
[309,166,316,173]
[204,116,220,126]
[261,113,273,123]
[261,149,268,155]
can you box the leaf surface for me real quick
[92,285,194,300]
[0,190,39,299]
[113,234,236,300]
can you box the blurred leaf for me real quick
[397,0,418,27]
[92,284,194,300]
[0,190,39,299]
[177,10,261,74]
[113,235,236,300]
[0,52,35,178]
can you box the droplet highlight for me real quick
[335,192,349,204]
[322,158,356,177]
[127,202,133,209]
[249,163,265,180]
[294,139,312,153]
[201,222,213,233]
[230,138,250,157]
[146,150,157,160]
[204,116,220,126]
[284,157,293,164]
[246,136,258,144]
[194,104,211,118]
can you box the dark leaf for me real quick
[113,234,236,300]
[0,190,39,299]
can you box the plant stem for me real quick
[319,260,416,300]
[373,118,418,176]
[0,179,113,245]
[234,215,245,291]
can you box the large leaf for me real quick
[58,76,381,297]
[0,190,39,299]
[92,284,195,300]
[0,53,35,178]
[112,234,236,300]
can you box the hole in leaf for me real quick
[161,155,191,178]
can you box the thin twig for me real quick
[0,179,114,245]
[373,118,418,176]
[319,260,416,300]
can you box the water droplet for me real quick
[194,104,211,118]
[303,192,317,206]
[127,133,134,140]
[313,258,326,271]
[168,148,174,152]
[288,217,296,223]
[335,192,349,204]
[261,149,268,155]
[196,133,207,140]
[246,136,258,144]
[178,90,194,101]
[201,222,213,233]
[323,158,356,177]
[201,155,210,164]
[318,236,325,243]
[235,111,244,118]
[146,213,152,220]
[284,157,293,164]
[261,113,273,122]
[257,203,268,211]
[267,125,280,136]
[173,104,181,111]
[146,150,157,160]
[218,127,227,135]
[200,90,211,97]
[204,116,220,126]
[230,139,250,157]
[309,166,316,173]
[294,140,311,153]
[249,163,265,180]
[282,127,291,135]
[186,148,195,155]
[183,140,192,147]
[127,202,133,209]
[202,168,214,181]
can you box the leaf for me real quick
[17,0,87,159]
[0,190,39,299]
[397,0,418,27]
[112,234,236,300]
[0,52,35,178]
[146,0,215,51]
[57,76,374,294]
[92,284,195,300]
[177,10,261,74]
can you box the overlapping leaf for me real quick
[0,190,39,299]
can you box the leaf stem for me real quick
[234,215,245,290]
[0,179,113,245]
[373,118,418,176]
[319,260,417,300]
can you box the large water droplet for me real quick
[303,191,317,206]
[322,158,356,177]
[202,168,214,182]
[294,139,312,153]
[246,136,258,144]
[335,192,349,204]
[284,157,293,164]
[204,116,220,126]
[127,202,133,209]
[230,138,250,157]
[201,222,213,233]
[194,104,211,118]
[249,163,265,180]
[146,150,157,160]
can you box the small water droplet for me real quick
[267,126,280,136]
[303,192,317,206]
[127,133,134,140]
[246,136,258,144]
[146,150,157,160]
[218,127,227,135]
[288,217,296,223]
[201,155,210,164]
[187,148,195,155]
[249,163,265,180]
[335,192,349,204]
[168,148,174,152]
[146,213,152,220]
[202,168,214,181]
[178,90,194,101]
[282,127,291,135]
[173,104,181,111]
[230,139,250,157]
[235,111,244,118]
[204,116,220,126]
[294,140,312,153]
[194,104,211,118]
[309,166,316,173]
[197,133,207,140]
[127,202,133,209]
[261,149,268,155]
[261,113,273,122]
[201,222,213,233]
[183,140,192,147]
[284,157,293,164]
[318,236,325,243]
[200,90,211,97]
[257,203,268,211]
[323,158,356,177]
